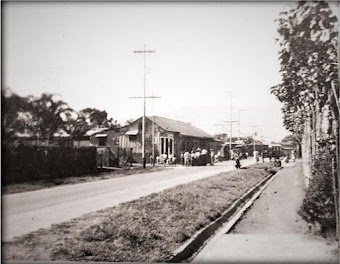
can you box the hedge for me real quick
[299,142,337,234]
[2,145,98,184]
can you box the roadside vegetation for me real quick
[2,166,169,195]
[272,1,339,236]
[3,163,278,262]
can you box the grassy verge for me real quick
[2,166,169,195]
[3,163,278,262]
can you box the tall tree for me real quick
[79,108,117,129]
[271,1,338,138]
[272,1,339,235]
[29,93,73,140]
[2,87,32,144]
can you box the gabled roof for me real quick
[147,116,213,139]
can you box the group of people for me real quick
[153,148,219,166]
[153,153,176,166]
[180,148,216,166]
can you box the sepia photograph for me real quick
[1,0,339,263]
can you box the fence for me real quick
[2,145,98,184]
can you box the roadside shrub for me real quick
[299,143,337,235]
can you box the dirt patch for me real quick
[3,163,278,262]
[2,166,169,195]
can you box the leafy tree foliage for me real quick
[2,87,32,144]
[2,88,119,143]
[272,1,339,234]
[29,93,73,139]
[79,108,116,129]
[271,1,338,139]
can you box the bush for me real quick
[299,143,337,234]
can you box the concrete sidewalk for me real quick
[193,160,339,264]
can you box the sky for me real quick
[3,1,338,142]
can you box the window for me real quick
[98,137,107,146]
[129,135,137,141]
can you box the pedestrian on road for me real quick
[195,148,201,166]
[184,151,190,166]
[201,148,208,166]
[235,155,241,169]
[190,150,195,166]
[210,149,214,165]
[253,150,259,164]
[180,151,184,165]
[162,153,168,166]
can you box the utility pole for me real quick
[133,45,156,168]
[238,108,248,142]
[225,92,237,158]
[250,125,258,154]
[129,96,161,167]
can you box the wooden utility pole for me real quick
[133,45,156,168]
[225,92,237,157]
[129,96,161,167]
[250,125,258,153]
[238,108,248,142]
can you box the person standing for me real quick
[184,151,190,166]
[253,150,259,164]
[180,151,184,165]
[190,150,195,166]
[210,149,214,165]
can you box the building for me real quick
[85,116,221,164]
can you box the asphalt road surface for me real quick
[3,158,254,242]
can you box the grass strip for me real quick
[3,163,278,262]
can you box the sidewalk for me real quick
[193,160,339,264]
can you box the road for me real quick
[2,158,254,242]
[193,160,338,263]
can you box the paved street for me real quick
[2,158,254,242]
[193,160,338,263]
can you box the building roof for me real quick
[147,116,213,139]
[85,127,109,136]
[125,129,139,135]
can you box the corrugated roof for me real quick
[147,116,213,138]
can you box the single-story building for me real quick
[84,116,221,164]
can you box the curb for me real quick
[168,170,280,263]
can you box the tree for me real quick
[2,87,32,144]
[79,108,117,129]
[272,1,339,235]
[29,93,73,140]
[125,119,135,126]
[271,1,338,138]
[66,108,119,139]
